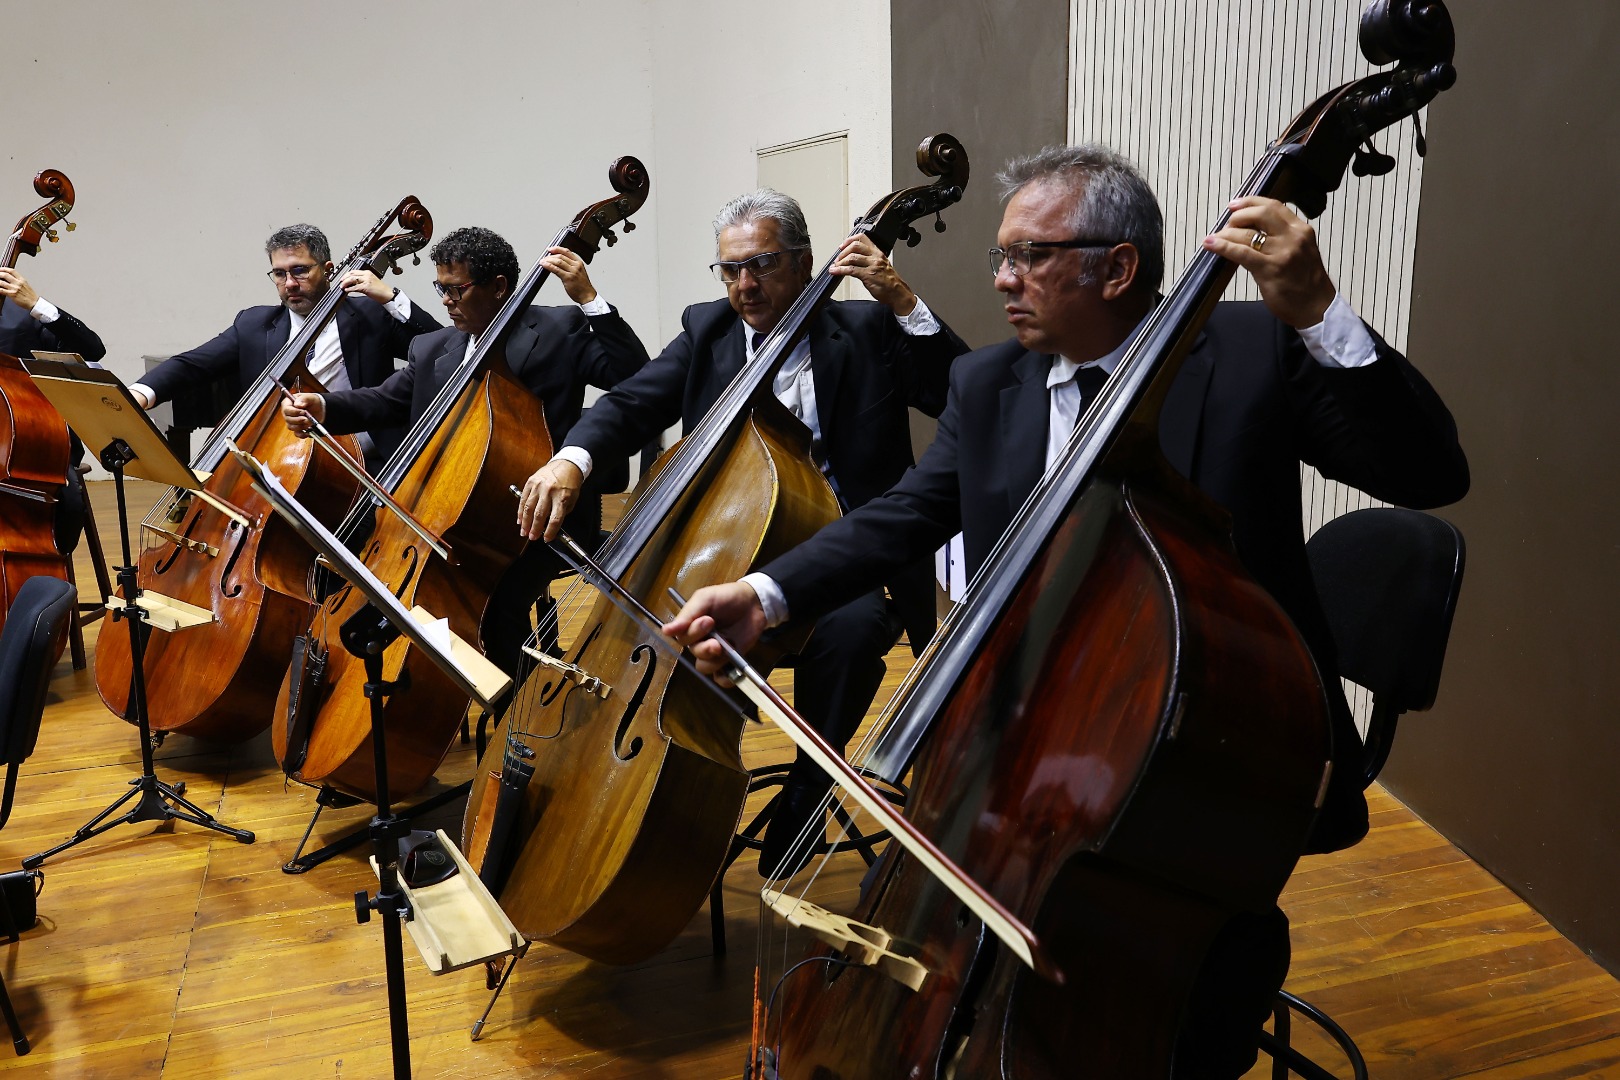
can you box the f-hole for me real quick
[613,643,657,760]
[389,545,422,600]
[152,504,206,575]
[219,522,251,597]
[540,623,603,709]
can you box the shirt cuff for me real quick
[895,295,941,336]
[383,288,413,322]
[578,296,612,316]
[130,382,158,408]
[30,296,60,323]
[741,572,789,628]
[1296,292,1379,369]
[553,444,595,481]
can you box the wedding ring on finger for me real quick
[1250,229,1268,251]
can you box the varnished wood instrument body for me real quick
[272,360,549,795]
[95,198,432,740]
[469,400,839,963]
[0,170,78,639]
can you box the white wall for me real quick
[5,0,659,385]
[6,0,893,398]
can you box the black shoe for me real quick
[758,782,827,880]
[1303,783,1369,855]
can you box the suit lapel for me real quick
[807,311,847,450]
[502,312,540,380]
[334,301,363,385]
[1160,329,1213,479]
[712,319,748,395]
[431,331,470,395]
[1001,349,1052,514]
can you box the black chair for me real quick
[0,573,76,1055]
[1259,506,1466,1079]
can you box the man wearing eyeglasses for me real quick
[516,188,969,877]
[280,226,649,674]
[132,223,441,468]
[662,144,1467,1078]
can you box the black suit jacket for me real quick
[763,300,1469,685]
[565,296,971,645]
[322,304,649,525]
[0,298,105,362]
[142,294,441,463]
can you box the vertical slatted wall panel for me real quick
[1070,0,1429,727]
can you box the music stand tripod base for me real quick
[24,437,255,870]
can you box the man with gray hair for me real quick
[517,187,970,877]
[664,144,1466,1076]
[133,222,441,468]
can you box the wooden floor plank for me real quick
[0,478,1613,1077]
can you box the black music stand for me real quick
[19,359,255,868]
[233,446,514,1080]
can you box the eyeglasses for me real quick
[709,249,805,284]
[266,264,317,283]
[988,239,1124,278]
[432,279,479,302]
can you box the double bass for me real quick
[0,170,79,638]
[752,4,1458,1076]
[273,159,650,802]
[94,199,433,741]
[461,135,969,965]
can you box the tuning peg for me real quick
[391,265,403,275]
[1351,139,1397,177]
[623,220,636,233]
[933,213,947,234]
[65,221,77,232]
[1411,113,1428,158]
[412,254,421,266]
[903,226,922,248]
[46,229,59,242]
[602,228,619,247]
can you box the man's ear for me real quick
[1099,244,1141,301]
[493,274,509,301]
[797,249,815,280]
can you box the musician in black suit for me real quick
[517,189,970,876]
[133,223,440,468]
[664,145,1467,1078]
[0,267,105,362]
[282,226,650,674]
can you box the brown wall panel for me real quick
[1378,1,1620,972]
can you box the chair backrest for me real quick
[1305,507,1465,715]
[0,576,77,768]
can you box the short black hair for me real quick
[429,227,519,287]
[265,223,331,264]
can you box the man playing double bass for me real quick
[281,226,650,675]
[662,145,1468,1077]
[516,188,970,877]
[133,223,441,469]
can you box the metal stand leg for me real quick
[283,782,469,875]
[470,943,530,1041]
[25,444,255,871]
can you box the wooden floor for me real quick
[1,480,1618,1077]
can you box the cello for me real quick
[93,198,433,741]
[751,4,1458,1076]
[0,169,79,638]
[461,135,969,965]
[273,158,650,802]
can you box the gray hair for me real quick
[265,223,331,264]
[712,188,812,258]
[996,144,1164,293]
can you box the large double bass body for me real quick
[771,4,1457,1074]
[94,199,432,740]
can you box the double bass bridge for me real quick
[521,644,611,700]
[764,892,929,992]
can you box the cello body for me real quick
[773,464,1328,1077]
[0,170,79,640]
[94,198,431,741]
[94,373,363,738]
[468,402,839,963]
[273,361,548,796]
